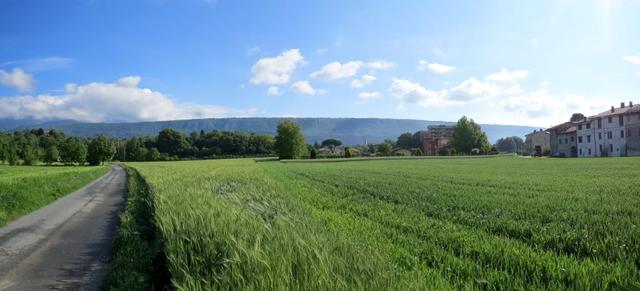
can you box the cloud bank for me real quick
[0,76,226,122]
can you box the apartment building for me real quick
[419,125,455,156]
[573,101,639,157]
[549,122,577,157]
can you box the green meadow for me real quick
[109,157,640,290]
[0,165,110,226]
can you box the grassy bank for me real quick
[115,157,640,290]
[103,167,168,291]
[0,165,110,226]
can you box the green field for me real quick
[0,165,110,226]
[111,157,640,290]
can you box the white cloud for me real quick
[250,49,304,85]
[0,68,35,92]
[367,60,396,70]
[636,72,640,78]
[0,76,226,122]
[266,86,280,96]
[311,61,363,80]
[500,89,608,124]
[317,48,328,54]
[291,80,325,95]
[358,91,381,100]
[417,60,455,74]
[540,81,550,87]
[0,57,75,72]
[449,77,502,101]
[387,77,502,107]
[504,84,523,95]
[117,75,141,87]
[65,83,77,93]
[350,74,376,88]
[486,68,529,82]
[388,78,448,107]
[623,54,640,65]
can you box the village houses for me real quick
[540,101,640,157]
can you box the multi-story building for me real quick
[558,101,640,157]
[573,102,638,157]
[626,104,640,156]
[524,129,550,156]
[549,122,577,157]
[419,125,455,156]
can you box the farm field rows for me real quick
[0,165,110,226]
[118,157,640,290]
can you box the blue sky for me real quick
[1,0,639,127]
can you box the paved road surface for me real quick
[0,166,126,291]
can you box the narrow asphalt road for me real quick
[0,166,127,291]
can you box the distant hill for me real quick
[1,117,538,145]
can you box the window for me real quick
[586,123,591,129]
[587,135,591,143]
[558,138,562,144]
[610,144,613,153]
[608,131,612,139]
[570,136,574,142]
[619,115,624,126]
[588,148,592,155]
[579,148,582,155]
[565,138,568,143]
[578,136,583,143]
[598,132,602,140]
[629,129,632,137]
[578,124,582,130]
[621,130,624,138]
[608,117,612,123]
[598,119,602,129]
[599,144,603,152]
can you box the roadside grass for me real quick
[0,165,110,226]
[114,157,640,290]
[103,166,169,291]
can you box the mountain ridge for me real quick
[0,117,538,145]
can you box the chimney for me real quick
[611,106,614,112]
[621,102,625,108]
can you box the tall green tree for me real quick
[147,147,161,161]
[377,142,393,156]
[396,132,418,149]
[274,120,306,159]
[157,128,188,156]
[60,137,88,165]
[88,135,116,166]
[452,116,490,154]
[495,136,524,153]
[44,146,60,165]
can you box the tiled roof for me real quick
[589,104,640,119]
[547,122,576,134]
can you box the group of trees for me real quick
[392,116,494,156]
[121,128,275,161]
[1,116,508,164]
[0,129,115,166]
[0,127,275,166]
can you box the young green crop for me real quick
[122,157,640,290]
[0,165,110,226]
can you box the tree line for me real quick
[0,129,116,166]
[0,128,275,166]
[1,116,511,164]
[273,116,501,159]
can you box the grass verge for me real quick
[0,165,109,226]
[103,166,170,291]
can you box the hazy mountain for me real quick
[1,117,538,145]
